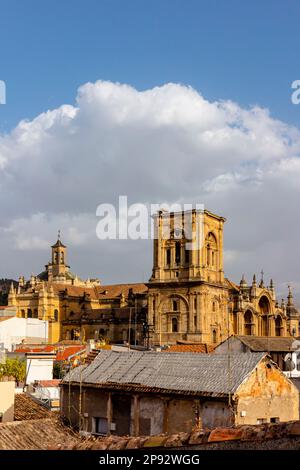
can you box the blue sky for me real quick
[0,0,300,132]
[1,0,300,298]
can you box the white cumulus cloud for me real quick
[0,80,299,302]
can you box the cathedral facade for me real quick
[7,236,147,344]
[147,209,299,345]
[7,209,299,346]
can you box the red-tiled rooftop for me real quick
[56,346,86,361]
[164,343,215,353]
[15,345,55,354]
[14,394,53,421]
[35,380,61,388]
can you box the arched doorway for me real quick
[244,310,253,335]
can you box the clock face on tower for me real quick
[174,228,183,239]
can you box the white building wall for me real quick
[26,358,54,384]
[0,318,48,351]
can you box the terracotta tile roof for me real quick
[50,282,147,300]
[0,418,78,450]
[15,345,55,354]
[2,416,300,450]
[35,380,61,388]
[51,283,99,299]
[14,394,53,421]
[95,283,148,299]
[164,344,215,353]
[56,346,86,361]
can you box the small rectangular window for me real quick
[93,417,108,435]
[256,418,267,424]
[270,417,279,423]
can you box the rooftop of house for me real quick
[14,393,54,421]
[2,416,300,450]
[224,335,300,352]
[62,350,267,397]
[164,343,215,353]
[0,418,77,450]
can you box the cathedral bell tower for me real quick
[50,231,68,278]
[150,209,226,284]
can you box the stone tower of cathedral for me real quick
[147,208,299,346]
[148,209,230,345]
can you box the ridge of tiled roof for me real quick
[235,335,299,352]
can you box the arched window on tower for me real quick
[172,317,178,333]
[172,299,178,311]
[61,252,64,264]
[205,232,218,268]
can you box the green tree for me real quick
[0,357,26,384]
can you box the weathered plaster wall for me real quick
[235,360,299,425]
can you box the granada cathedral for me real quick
[8,209,299,346]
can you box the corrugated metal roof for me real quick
[63,350,266,395]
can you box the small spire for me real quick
[9,282,15,293]
[252,274,257,287]
[287,285,294,306]
[270,279,274,289]
[58,229,61,240]
[259,269,264,288]
[240,274,247,288]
